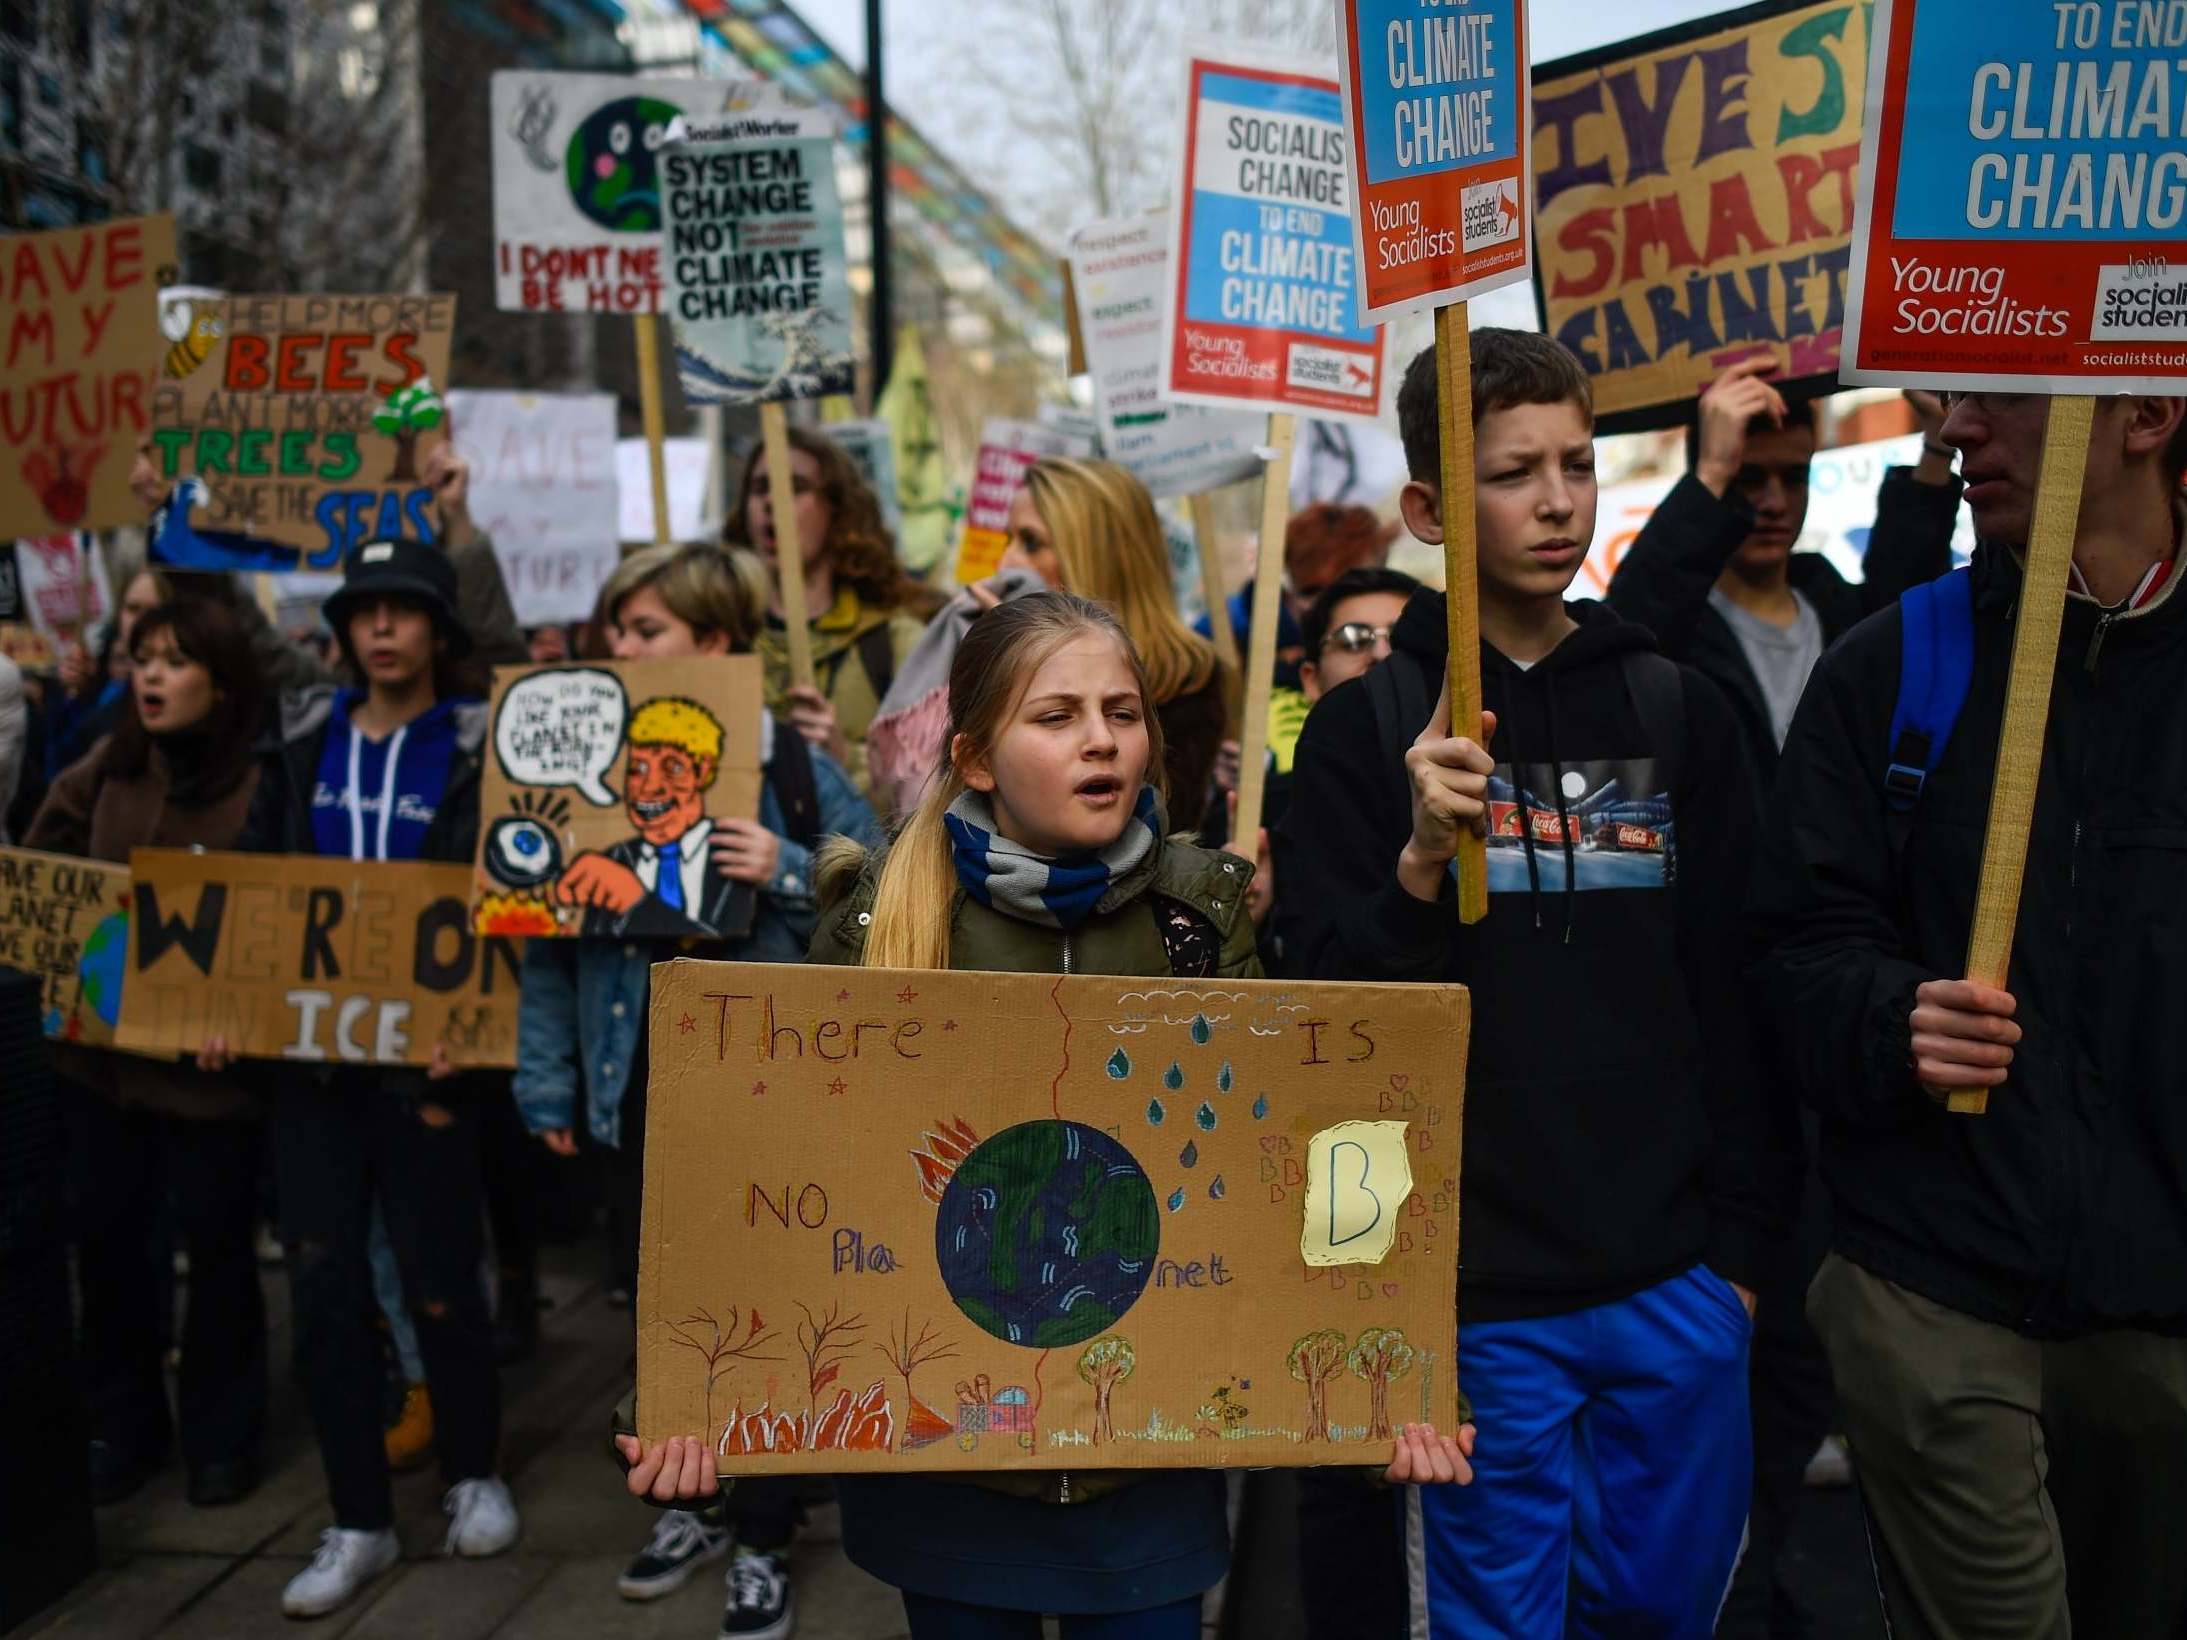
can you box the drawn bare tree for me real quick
[876,1312,962,1451]
[664,1306,780,1443]
[795,1300,868,1417]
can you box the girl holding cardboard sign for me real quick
[616,591,1471,1637]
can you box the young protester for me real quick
[25,599,271,1509]
[1605,365,1961,1638]
[513,541,880,1639]
[612,590,1473,1638]
[1278,331,1786,1637]
[210,537,521,1618]
[727,426,932,799]
[1747,389,2187,1639]
[1003,459,1232,834]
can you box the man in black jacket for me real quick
[1281,331,1790,1637]
[1749,389,2187,1638]
[1610,367,1961,1636]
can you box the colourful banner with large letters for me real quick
[1532,1,1871,429]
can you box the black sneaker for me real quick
[617,1507,731,1601]
[720,1548,794,1639]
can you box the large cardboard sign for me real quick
[446,390,620,626]
[0,846,132,1048]
[492,72,750,316]
[662,112,855,405]
[115,851,522,1068]
[1842,0,2187,391]
[1162,47,1390,424]
[2,214,176,538]
[1067,214,1266,499]
[637,962,1467,1473]
[472,657,765,939]
[952,418,1099,585]
[1533,1,1871,429]
[146,294,458,572]
[1338,0,1531,323]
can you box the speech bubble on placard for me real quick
[494,668,629,806]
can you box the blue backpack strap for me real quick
[1886,568,1976,811]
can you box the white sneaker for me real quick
[282,1526,400,1617]
[443,1477,520,1557]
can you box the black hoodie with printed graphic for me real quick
[1276,590,1791,1323]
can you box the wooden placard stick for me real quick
[760,401,816,690]
[1436,304,1487,924]
[634,313,674,549]
[1947,393,2094,1116]
[1189,489,1242,725]
[1229,414,1296,855]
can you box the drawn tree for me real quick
[795,1299,868,1417]
[1289,1329,1349,1442]
[1347,1328,1417,1443]
[1078,1335,1136,1444]
[665,1306,780,1444]
[375,379,444,483]
[877,1312,962,1452]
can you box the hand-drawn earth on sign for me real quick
[568,96,681,231]
[638,965,1468,1473]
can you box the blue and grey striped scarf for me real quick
[943,785,1164,931]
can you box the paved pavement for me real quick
[23,1234,1883,1639]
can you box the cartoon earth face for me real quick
[935,1120,1159,1350]
[78,911,127,1027]
[564,96,682,232]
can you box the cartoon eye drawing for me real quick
[485,815,563,889]
[609,121,631,154]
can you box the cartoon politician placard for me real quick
[472,657,764,939]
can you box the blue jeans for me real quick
[1410,1265,1754,1638]
[901,1592,1202,1639]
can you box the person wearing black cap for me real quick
[210,535,523,1618]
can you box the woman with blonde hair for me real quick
[1003,458,1230,833]
[515,541,880,1636]
[726,426,933,799]
[615,590,1473,1637]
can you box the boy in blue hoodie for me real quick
[1277,331,1788,1636]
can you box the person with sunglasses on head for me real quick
[1605,361,1962,1638]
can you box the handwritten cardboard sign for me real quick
[472,656,765,938]
[1842,0,2187,392]
[115,850,522,1068]
[491,71,752,316]
[637,962,1468,1473]
[1066,213,1266,499]
[1532,0,1870,429]
[662,111,855,404]
[0,846,133,1049]
[146,293,458,572]
[446,390,620,626]
[1162,45,1390,424]
[1,213,177,537]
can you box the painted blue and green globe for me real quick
[78,911,127,1028]
[936,1120,1158,1349]
[565,95,682,232]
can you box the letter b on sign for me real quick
[1300,1120,1413,1268]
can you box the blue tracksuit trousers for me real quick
[1407,1265,1753,1637]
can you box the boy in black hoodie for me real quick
[1278,331,1786,1637]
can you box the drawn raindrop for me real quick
[1190,1014,1212,1045]
[1195,1101,1217,1131]
[1209,1175,1226,1200]
[1217,1061,1234,1093]
[1106,1047,1132,1080]
[1163,1063,1185,1091]
[1146,1098,1166,1126]
[1179,1140,1199,1168]
[1167,1186,1187,1213]
[1252,1094,1269,1119]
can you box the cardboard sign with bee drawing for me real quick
[471,656,767,940]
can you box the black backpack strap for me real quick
[854,620,897,705]
[1619,651,1686,805]
[765,717,823,850]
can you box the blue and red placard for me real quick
[1843,0,2187,392]
[1337,0,1531,324]
[1160,45,1388,424]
